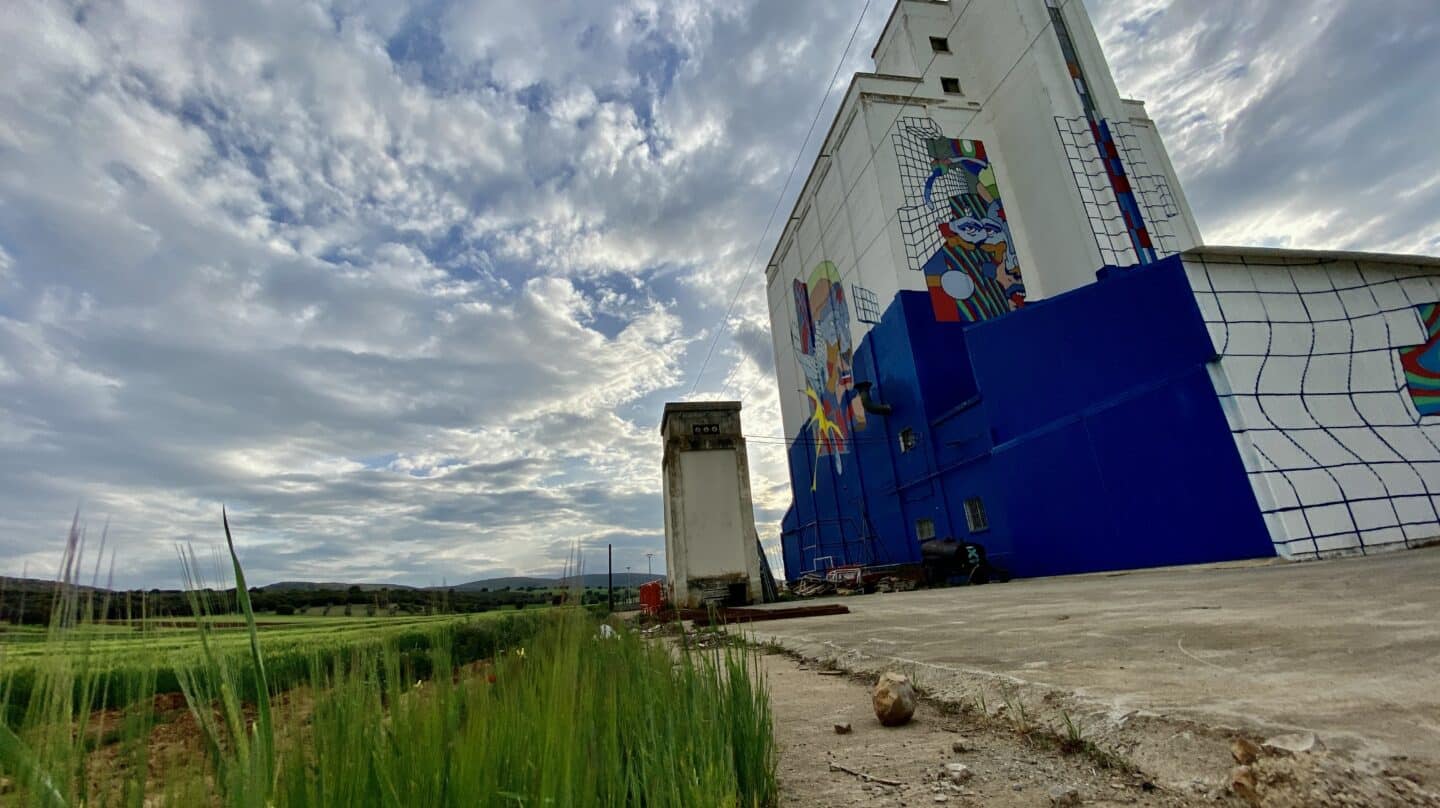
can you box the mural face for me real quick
[793,261,865,488]
[1401,303,1440,416]
[921,138,1026,323]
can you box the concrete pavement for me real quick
[752,547,1440,780]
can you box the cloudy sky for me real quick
[1,0,1436,589]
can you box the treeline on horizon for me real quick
[0,582,628,625]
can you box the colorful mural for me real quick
[1047,0,1157,265]
[793,261,865,489]
[1401,303,1440,416]
[921,137,1025,323]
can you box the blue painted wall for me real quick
[779,256,1276,582]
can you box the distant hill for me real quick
[0,575,101,593]
[0,574,664,595]
[447,576,555,591]
[258,581,417,592]
[450,573,664,592]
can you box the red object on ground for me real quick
[639,580,664,615]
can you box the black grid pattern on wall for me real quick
[852,284,882,324]
[893,117,967,273]
[1054,116,1181,266]
[1190,255,1440,560]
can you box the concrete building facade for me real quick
[661,402,764,606]
[766,0,1440,582]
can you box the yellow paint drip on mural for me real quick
[804,386,851,492]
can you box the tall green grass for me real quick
[0,516,778,806]
[267,610,776,806]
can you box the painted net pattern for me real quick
[894,117,967,273]
[1190,256,1440,558]
[852,284,882,324]
[1056,116,1181,267]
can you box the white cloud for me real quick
[1091,0,1440,254]
[0,0,1435,587]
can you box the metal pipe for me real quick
[854,381,893,415]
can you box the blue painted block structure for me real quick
[779,256,1276,582]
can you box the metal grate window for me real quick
[853,285,882,324]
[963,497,989,533]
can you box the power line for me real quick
[688,0,876,396]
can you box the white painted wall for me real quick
[1187,248,1440,558]
[678,451,749,577]
[873,0,962,95]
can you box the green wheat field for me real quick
[0,519,777,806]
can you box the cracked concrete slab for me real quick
[750,547,1440,790]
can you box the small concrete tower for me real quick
[661,401,763,608]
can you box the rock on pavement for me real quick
[872,671,917,726]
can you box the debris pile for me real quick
[874,576,918,593]
[792,573,834,598]
[792,564,928,597]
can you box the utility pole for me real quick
[607,544,613,613]
[645,552,655,579]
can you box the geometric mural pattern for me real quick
[852,284,883,324]
[895,117,964,274]
[1055,116,1181,267]
[1045,0,1177,269]
[921,138,1025,322]
[894,117,1024,323]
[1400,303,1440,415]
[1188,254,1440,559]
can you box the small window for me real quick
[964,497,989,533]
[940,77,963,95]
[899,428,918,453]
[916,518,936,541]
[929,36,951,53]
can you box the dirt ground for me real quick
[761,650,1439,807]
[49,635,1440,807]
[762,651,1210,808]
